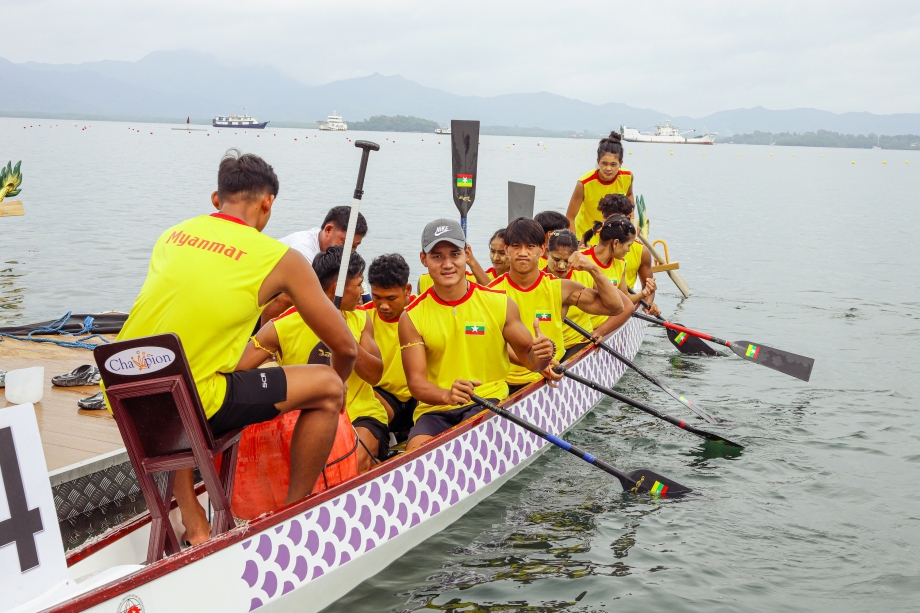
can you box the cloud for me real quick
[3,0,919,116]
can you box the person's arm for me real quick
[627,177,635,206]
[236,321,281,371]
[562,252,625,316]
[637,246,658,313]
[355,312,383,385]
[501,298,553,373]
[399,312,480,406]
[260,249,357,382]
[592,288,636,340]
[621,276,656,305]
[466,245,491,286]
[565,181,585,231]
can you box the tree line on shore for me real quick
[726,130,919,150]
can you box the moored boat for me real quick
[30,318,647,613]
[317,113,348,131]
[620,121,716,145]
[435,126,451,135]
[213,114,269,129]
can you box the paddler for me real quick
[108,149,357,545]
[399,218,555,451]
[597,193,660,315]
[489,217,627,393]
[239,246,390,473]
[565,131,633,246]
[544,229,635,359]
[484,228,510,281]
[534,210,570,269]
[361,253,418,441]
[262,206,369,323]
[417,244,484,292]
[581,215,657,328]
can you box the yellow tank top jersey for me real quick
[581,247,626,328]
[417,271,476,294]
[574,168,632,246]
[624,241,644,289]
[488,272,565,385]
[110,213,288,418]
[273,307,388,425]
[359,298,416,402]
[556,268,595,349]
[405,284,510,421]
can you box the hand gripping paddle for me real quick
[334,140,379,309]
[450,120,480,237]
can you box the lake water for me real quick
[2,118,920,611]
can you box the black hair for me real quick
[217,148,279,200]
[597,193,633,219]
[597,131,624,163]
[489,228,507,244]
[504,217,546,247]
[547,229,579,253]
[322,206,368,236]
[368,253,410,289]
[533,210,569,234]
[582,214,635,246]
[312,245,365,292]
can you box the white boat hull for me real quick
[47,319,647,613]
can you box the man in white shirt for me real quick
[260,206,370,324]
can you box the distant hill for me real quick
[3,50,920,136]
[729,130,920,150]
[348,115,439,132]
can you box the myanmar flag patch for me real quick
[745,344,760,358]
[465,322,486,335]
[674,332,689,345]
[457,174,473,188]
[535,311,552,322]
[650,481,669,496]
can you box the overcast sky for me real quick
[4,0,918,117]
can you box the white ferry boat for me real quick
[435,126,451,135]
[212,114,269,129]
[620,121,716,145]
[318,112,348,131]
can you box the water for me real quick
[3,119,920,611]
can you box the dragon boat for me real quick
[17,317,647,613]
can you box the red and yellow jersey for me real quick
[274,307,388,425]
[110,213,288,418]
[548,267,595,349]
[581,247,626,328]
[624,240,644,289]
[484,267,501,281]
[360,297,416,402]
[488,272,565,385]
[405,284,510,421]
[574,168,632,246]
[417,270,477,294]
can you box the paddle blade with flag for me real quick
[623,469,692,497]
[451,120,480,235]
[667,325,719,356]
[507,181,535,222]
[729,341,814,382]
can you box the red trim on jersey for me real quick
[495,270,550,293]
[580,169,630,187]
[210,212,249,226]
[273,306,298,321]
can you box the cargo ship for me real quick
[620,121,716,145]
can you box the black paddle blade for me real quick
[624,469,692,497]
[667,323,718,356]
[507,181,535,222]
[451,120,480,217]
[729,341,815,382]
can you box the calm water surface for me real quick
[2,119,919,611]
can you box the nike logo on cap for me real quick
[434,226,450,236]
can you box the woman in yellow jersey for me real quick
[239,247,390,473]
[534,210,569,269]
[363,253,418,441]
[596,194,659,315]
[490,218,627,393]
[399,219,556,452]
[565,131,634,246]
[484,228,510,281]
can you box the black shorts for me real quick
[407,400,495,440]
[507,383,530,395]
[373,386,418,433]
[352,416,391,461]
[208,368,287,436]
[562,342,590,362]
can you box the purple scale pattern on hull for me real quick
[237,320,645,608]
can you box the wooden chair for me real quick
[93,334,242,563]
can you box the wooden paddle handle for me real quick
[638,235,690,297]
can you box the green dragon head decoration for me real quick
[0,161,23,202]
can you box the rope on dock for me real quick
[0,311,110,350]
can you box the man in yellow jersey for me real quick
[596,193,659,315]
[110,149,357,545]
[399,218,555,452]
[261,206,369,324]
[417,244,485,292]
[566,132,633,246]
[489,217,627,393]
[361,253,418,442]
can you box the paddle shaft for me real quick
[564,317,718,424]
[472,395,641,490]
[334,141,379,309]
[557,368,742,447]
[638,234,690,298]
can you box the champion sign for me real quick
[105,346,176,376]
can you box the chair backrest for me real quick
[94,333,216,458]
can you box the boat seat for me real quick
[93,334,242,564]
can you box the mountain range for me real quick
[2,49,919,136]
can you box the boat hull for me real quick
[212,121,269,129]
[49,318,647,613]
